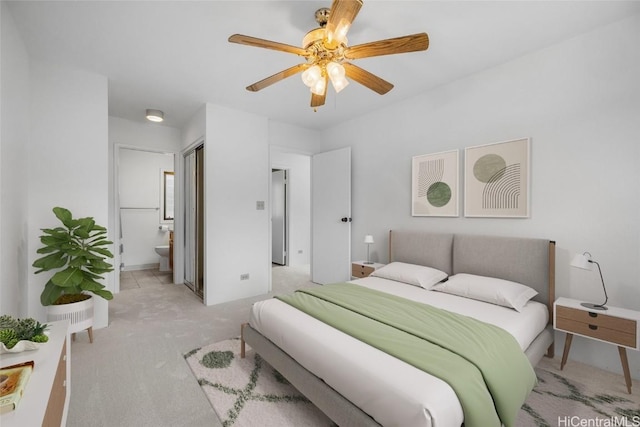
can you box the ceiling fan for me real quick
[228,0,429,110]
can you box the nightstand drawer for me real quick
[352,264,375,278]
[556,306,636,333]
[555,317,637,348]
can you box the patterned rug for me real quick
[185,339,640,427]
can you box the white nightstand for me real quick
[554,297,640,394]
[351,261,385,279]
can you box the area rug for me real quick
[184,338,334,427]
[185,339,640,427]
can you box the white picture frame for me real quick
[464,138,530,218]
[411,149,459,217]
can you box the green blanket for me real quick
[276,283,536,427]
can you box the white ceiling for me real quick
[7,1,640,130]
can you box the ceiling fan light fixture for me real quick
[301,65,322,87]
[145,109,164,122]
[310,77,326,96]
[326,61,345,78]
[330,74,349,93]
[302,28,326,49]
[326,61,349,93]
[228,0,428,110]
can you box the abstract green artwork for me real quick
[465,138,530,217]
[412,150,459,216]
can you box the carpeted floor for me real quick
[186,339,640,427]
[66,265,638,427]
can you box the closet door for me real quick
[183,145,204,299]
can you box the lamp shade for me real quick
[570,253,592,270]
[146,109,164,122]
[364,235,374,244]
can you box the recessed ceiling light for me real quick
[146,109,164,122]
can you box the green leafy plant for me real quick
[0,315,49,348]
[33,207,114,306]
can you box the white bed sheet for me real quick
[250,277,549,427]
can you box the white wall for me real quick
[204,103,270,305]
[28,60,110,328]
[268,120,322,154]
[110,116,182,153]
[0,2,30,317]
[321,16,640,378]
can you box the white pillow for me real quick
[432,273,537,312]
[370,262,448,289]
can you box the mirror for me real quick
[162,171,174,221]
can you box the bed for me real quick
[241,230,556,427]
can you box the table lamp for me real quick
[570,251,608,310]
[364,235,374,264]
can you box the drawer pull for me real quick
[588,312,598,318]
[588,324,598,330]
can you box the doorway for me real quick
[270,148,312,290]
[183,144,204,299]
[115,146,176,292]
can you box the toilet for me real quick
[154,245,171,272]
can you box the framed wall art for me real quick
[412,149,459,217]
[464,137,530,218]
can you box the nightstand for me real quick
[351,261,385,279]
[554,297,640,394]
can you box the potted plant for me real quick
[0,315,49,353]
[32,207,114,342]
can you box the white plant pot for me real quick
[46,295,94,335]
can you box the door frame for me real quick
[179,139,205,300]
[271,168,289,266]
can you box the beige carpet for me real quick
[186,339,640,427]
[67,265,638,427]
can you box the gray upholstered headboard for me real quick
[388,230,454,275]
[388,230,556,316]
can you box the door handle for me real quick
[340,217,352,222]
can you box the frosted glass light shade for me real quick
[301,65,322,87]
[146,109,164,122]
[310,77,326,95]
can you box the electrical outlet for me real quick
[240,273,250,280]
[256,201,265,210]
[298,250,303,254]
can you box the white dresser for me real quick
[0,319,70,426]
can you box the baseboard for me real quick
[122,263,160,272]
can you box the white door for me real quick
[272,169,286,265]
[312,147,351,284]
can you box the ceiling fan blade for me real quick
[344,33,429,60]
[342,62,393,95]
[310,76,328,108]
[324,0,363,49]
[229,34,308,57]
[246,63,309,92]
